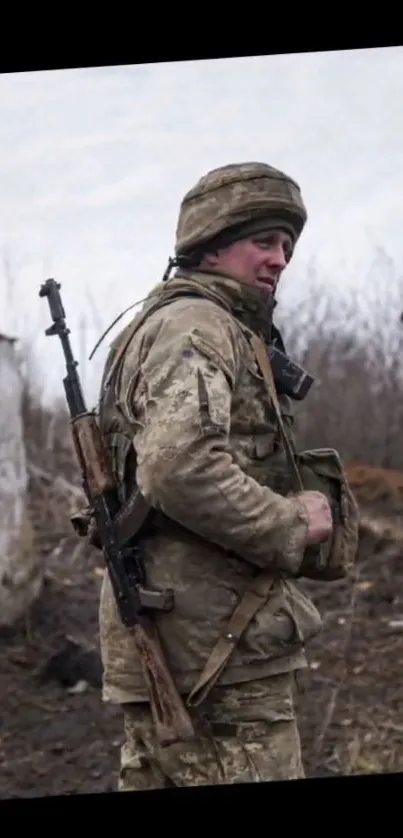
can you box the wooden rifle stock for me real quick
[38,278,195,746]
[71,412,196,745]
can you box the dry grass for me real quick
[275,246,403,468]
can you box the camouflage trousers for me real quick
[118,671,305,790]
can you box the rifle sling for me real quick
[250,334,304,494]
[186,334,304,707]
[114,487,154,548]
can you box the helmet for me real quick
[175,161,307,256]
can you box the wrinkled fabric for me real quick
[118,672,305,789]
[98,270,324,703]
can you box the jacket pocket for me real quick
[280,579,323,644]
[243,579,323,660]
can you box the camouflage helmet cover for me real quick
[175,161,308,256]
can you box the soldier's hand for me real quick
[296,490,333,546]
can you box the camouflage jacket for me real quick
[97,270,325,703]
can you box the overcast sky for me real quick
[1,47,402,405]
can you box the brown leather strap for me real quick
[250,334,304,494]
[186,573,280,707]
[186,335,300,708]
[114,487,153,547]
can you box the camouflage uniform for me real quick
[118,673,304,789]
[95,163,359,789]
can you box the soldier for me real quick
[96,162,359,789]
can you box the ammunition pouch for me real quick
[295,447,359,581]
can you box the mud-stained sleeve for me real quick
[124,305,309,575]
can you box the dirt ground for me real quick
[1,474,403,799]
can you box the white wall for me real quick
[0,335,42,626]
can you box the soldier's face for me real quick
[203,229,293,293]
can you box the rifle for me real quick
[38,278,195,745]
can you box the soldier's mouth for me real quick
[256,277,277,291]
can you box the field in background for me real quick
[1,247,403,797]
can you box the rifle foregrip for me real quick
[133,621,195,745]
[71,414,115,495]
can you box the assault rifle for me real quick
[39,278,195,745]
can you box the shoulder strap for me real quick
[186,334,304,707]
[250,334,304,494]
[186,572,281,707]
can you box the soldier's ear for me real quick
[202,250,220,268]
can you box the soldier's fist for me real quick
[296,490,333,546]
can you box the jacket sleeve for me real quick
[120,300,309,576]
